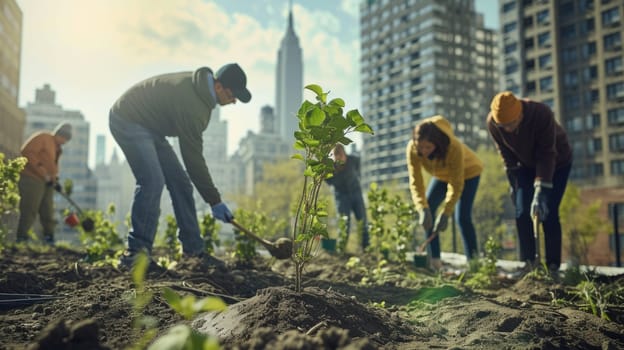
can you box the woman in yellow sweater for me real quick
[406,116,483,268]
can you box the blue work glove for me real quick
[212,202,234,223]
[433,213,448,233]
[531,181,552,222]
[419,208,433,232]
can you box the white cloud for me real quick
[18,0,361,166]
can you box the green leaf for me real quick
[195,296,227,312]
[328,98,345,107]
[305,84,323,96]
[304,166,314,177]
[306,108,325,126]
[291,153,304,161]
[354,123,374,134]
[338,136,353,145]
[346,109,365,125]
[162,287,181,307]
[293,140,306,150]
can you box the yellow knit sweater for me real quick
[406,116,483,215]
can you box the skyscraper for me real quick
[275,1,303,142]
[499,0,624,265]
[0,0,25,158]
[359,0,498,191]
[95,134,106,166]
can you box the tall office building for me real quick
[23,84,97,242]
[95,134,106,166]
[360,0,498,190]
[0,0,25,158]
[234,106,291,195]
[499,0,624,264]
[275,3,303,142]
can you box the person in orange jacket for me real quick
[16,122,72,244]
[407,116,483,269]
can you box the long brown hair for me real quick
[413,121,450,160]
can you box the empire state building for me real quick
[275,3,303,142]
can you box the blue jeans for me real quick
[109,112,204,255]
[512,164,571,269]
[334,190,369,248]
[425,176,480,259]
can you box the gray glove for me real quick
[531,181,552,222]
[419,208,433,232]
[434,213,449,233]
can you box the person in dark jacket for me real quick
[109,63,251,269]
[17,122,72,244]
[487,91,572,274]
[326,143,369,249]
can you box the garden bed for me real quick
[1,245,623,349]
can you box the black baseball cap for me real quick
[215,63,251,103]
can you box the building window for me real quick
[580,18,595,35]
[609,133,624,152]
[538,32,551,47]
[591,163,604,177]
[607,82,624,100]
[502,1,516,12]
[503,21,517,33]
[504,42,518,54]
[540,76,553,92]
[602,7,621,27]
[588,137,603,154]
[611,159,624,175]
[505,63,519,74]
[562,47,577,64]
[608,108,624,125]
[564,71,578,87]
[579,0,594,12]
[523,15,534,28]
[526,80,536,93]
[526,59,536,70]
[536,9,550,24]
[560,24,576,40]
[539,54,553,69]
[582,42,597,57]
[604,32,622,51]
[583,65,598,81]
[606,57,623,75]
[586,113,601,128]
[583,90,600,105]
[559,1,575,17]
[524,37,535,50]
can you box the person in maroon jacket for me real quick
[487,91,572,275]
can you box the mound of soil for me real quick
[1,245,623,349]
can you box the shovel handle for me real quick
[532,214,541,263]
[231,220,273,249]
[417,231,439,253]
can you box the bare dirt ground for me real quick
[1,244,623,349]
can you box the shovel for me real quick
[532,214,541,264]
[55,188,95,232]
[231,220,292,259]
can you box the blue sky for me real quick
[17,0,499,166]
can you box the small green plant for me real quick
[291,84,373,292]
[126,253,158,350]
[74,204,124,264]
[465,236,501,289]
[0,153,26,248]
[148,288,226,349]
[336,215,349,253]
[162,215,182,261]
[366,183,415,263]
[230,208,265,265]
[199,213,221,255]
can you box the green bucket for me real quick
[321,238,337,252]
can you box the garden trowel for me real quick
[231,220,292,259]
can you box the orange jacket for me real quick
[20,132,62,182]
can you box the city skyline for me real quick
[17,0,499,167]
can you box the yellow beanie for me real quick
[490,91,522,124]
